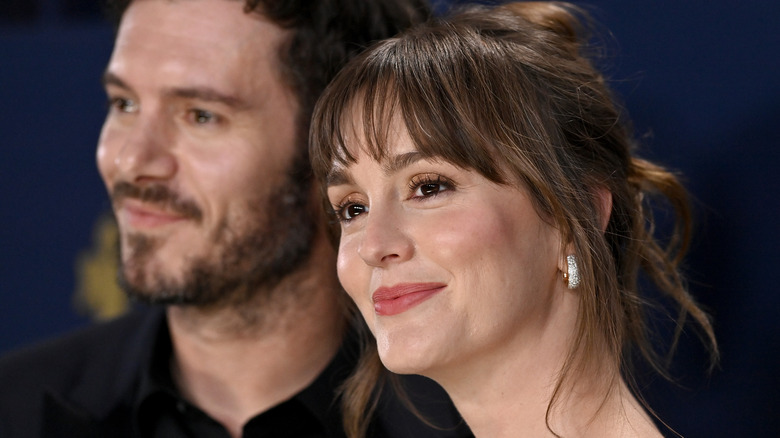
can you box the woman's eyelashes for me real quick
[330,173,457,225]
[408,173,455,199]
[332,197,367,223]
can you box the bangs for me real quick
[310,10,568,231]
[310,28,513,187]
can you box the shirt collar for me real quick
[133,312,358,437]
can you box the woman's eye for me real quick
[416,183,444,197]
[335,202,368,223]
[410,175,454,198]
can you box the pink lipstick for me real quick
[372,283,445,316]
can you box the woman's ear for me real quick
[558,235,575,275]
[557,187,611,277]
[595,186,612,232]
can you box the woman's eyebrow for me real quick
[326,165,353,187]
[382,151,423,175]
[326,151,424,187]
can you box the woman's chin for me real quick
[376,342,440,377]
[380,358,426,376]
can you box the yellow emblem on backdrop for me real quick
[74,213,129,320]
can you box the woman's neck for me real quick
[427,291,661,438]
[441,361,660,437]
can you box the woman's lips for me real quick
[372,283,446,316]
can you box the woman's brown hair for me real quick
[309,2,718,436]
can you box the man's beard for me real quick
[113,154,316,309]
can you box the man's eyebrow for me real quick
[326,151,424,187]
[164,87,249,109]
[101,71,249,110]
[102,71,129,90]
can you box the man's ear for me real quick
[595,186,612,232]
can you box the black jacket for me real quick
[0,307,470,438]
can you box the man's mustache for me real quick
[111,181,203,222]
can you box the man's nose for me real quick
[112,112,177,184]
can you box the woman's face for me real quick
[325,118,568,377]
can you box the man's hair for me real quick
[105,0,432,159]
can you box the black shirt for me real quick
[0,307,471,438]
[134,319,355,438]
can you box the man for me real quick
[0,1,469,437]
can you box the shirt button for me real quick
[176,401,187,413]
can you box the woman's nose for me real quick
[357,205,414,267]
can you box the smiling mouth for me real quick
[372,283,446,316]
[111,181,203,226]
[121,202,189,229]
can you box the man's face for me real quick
[97,0,315,306]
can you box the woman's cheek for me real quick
[429,209,506,258]
[336,235,366,303]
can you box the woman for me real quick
[309,2,717,437]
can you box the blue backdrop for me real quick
[1,1,778,436]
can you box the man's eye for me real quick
[190,109,218,124]
[109,97,137,113]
